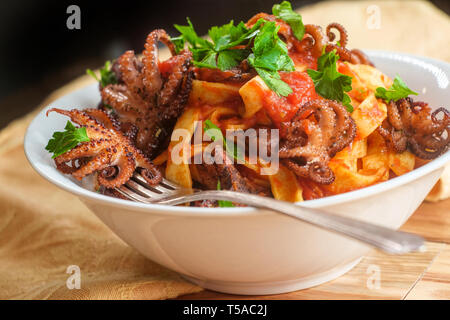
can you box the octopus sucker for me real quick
[47,108,162,188]
[327,101,357,156]
[326,22,348,47]
[118,50,146,99]
[279,100,356,184]
[325,43,358,64]
[158,50,194,120]
[142,29,173,98]
[321,22,374,66]
[302,24,328,57]
[378,98,450,159]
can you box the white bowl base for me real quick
[181,257,362,295]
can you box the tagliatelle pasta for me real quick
[351,93,387,139]
[268,164,304,202]
[165,106,202,188]
[190,80,241,105]
[165,61,400,200]
[239,76,269,118]
[388,150,416,176]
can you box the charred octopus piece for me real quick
[48,108,161,188]
[324,23,374,66]
[194,61,257,83]
[301,24,329,57]
[326,22,348,47]
[324,22,354,63]
[377,97,450,159]
[279,99,356,184]
[101,29,194,158]
[299,22,373,66]
[194,150,270,196]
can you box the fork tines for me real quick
[115,173,178,203]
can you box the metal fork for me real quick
[115,172,425,254]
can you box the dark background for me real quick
[0,0,449,129]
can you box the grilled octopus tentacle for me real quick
[48,108,161,188]
[326,23,348,47]
[303,24,328,57]
[157,50,192,115]
[378,98,450,159]
[100,29,194,158]
[279,100,356,184]
[142,29,175,100]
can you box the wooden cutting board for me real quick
[178,199,450,300]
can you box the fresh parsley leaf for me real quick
[45,121,90,159]
[86,69,98,81]
[209,20,243,51]
[194,51,218,69]
[174,18,262,71]
[86,60,117,88]
[217,49,251,71]
[272,1,305,41]
[170,35,185,53]
[209,20,262,52]
[216,180,234,207]
[248,21,294,96]
[203,120,244,161]
[173,17,210,53]
[173,15,295,96]
[250,22,294,72]
[307,50,354,112]
[375,75,418,102]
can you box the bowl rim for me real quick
[24,50,450,217]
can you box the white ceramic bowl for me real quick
[24,51,450,295]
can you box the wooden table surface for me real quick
[178,198,450,300]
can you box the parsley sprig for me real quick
[173,18,261,71]
[172,1,301,96]
[87,60,117,88]
[375,75,418,102]
[45,121,90,158]
[307,50,354,112]
[248,21,295,96]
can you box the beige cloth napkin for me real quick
[0,0,449,300]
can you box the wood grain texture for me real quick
[179,242,445,300]
[401,199,450,244]
[406,245,450,300]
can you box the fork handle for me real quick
[158,190,425,254]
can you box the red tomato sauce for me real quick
[261,71,318,127]
[289,48,318,70]
[159,57,179,78]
